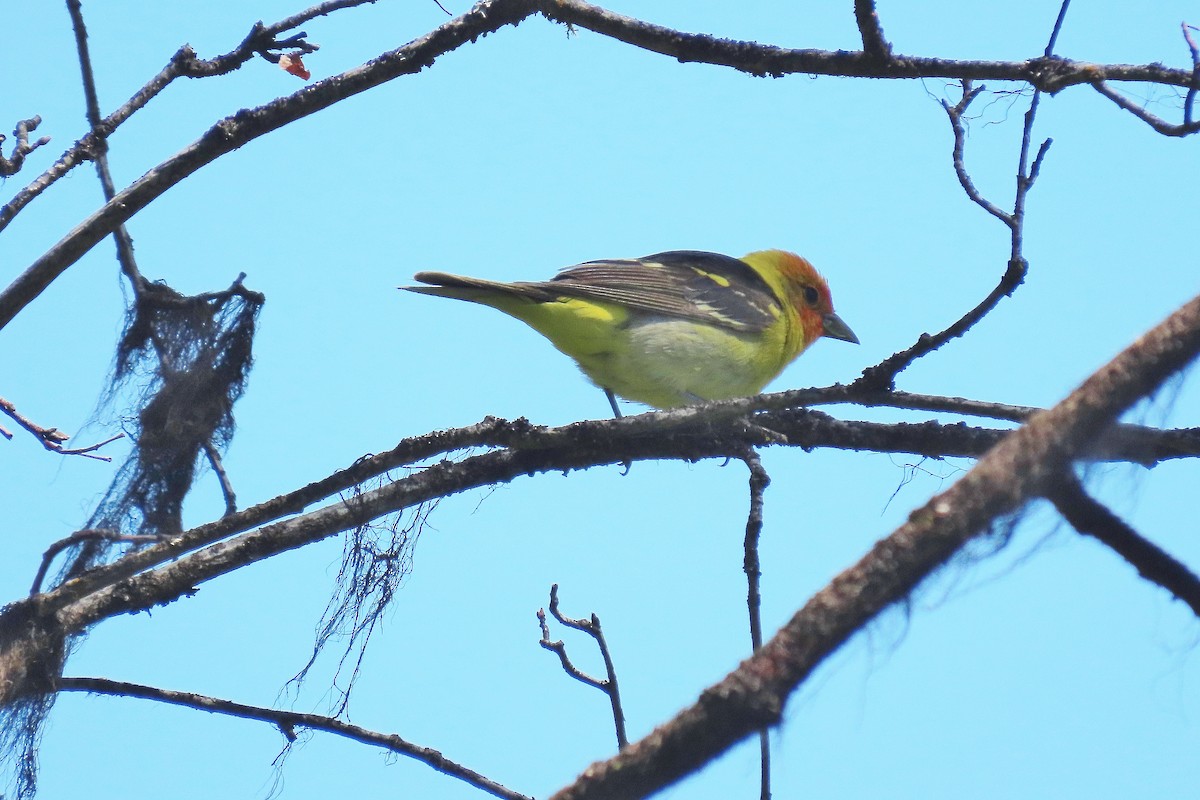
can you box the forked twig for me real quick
[0,395,123,461]
[537,584,628,749]
[855,1,1069,390]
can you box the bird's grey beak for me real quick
[822,312,859,344]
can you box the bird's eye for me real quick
[803,286,820,307]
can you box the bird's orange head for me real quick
[749,250,859,348]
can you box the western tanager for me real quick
[404,249,857,416]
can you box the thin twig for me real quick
[853,252,1025,391]
[1044,473,1200,618]
[857,3,1072,391]
[538,584,627,749]
[738,449,771,800]
[266,0,381,38]
[203,440,239,516]
[1093,80,1200,137]
[1182,23,1200,124]
[854,80,1025,390]
[58,434,125,458]
[0,394,124,461]
[55,676,531,800]
[1043,0,1071,57]
[0,117,52,177]
[66,0,145,290]
[1091,20,1200,136]
[31,530,159,595]
[943,82,1012,224]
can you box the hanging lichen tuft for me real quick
[62,274,264,583]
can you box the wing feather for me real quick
[538,250,781,333]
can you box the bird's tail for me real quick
[403,272,551,304]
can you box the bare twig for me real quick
[55,676,531,800]
[853,255,1026,391]
[267,0,382,38]
[1092,80,1200,137]
[1092,20,1200,136]
[31,530,159,596]
[1183,23,1200,124]
[0,394,124,461]
[66,0,144,290]
[535,0,1195,90]
[538,584,627,749]
[854,81,1025,391]
[738,449,771,800]
[856,3,1077,391]
[1043,0,1072,57]
[1044,473,1200,618]
[0,117,52,177]
[741,452,769,654]
[943,82,1013,225]
[57,434,125,459]
[203,440,239,516]
[852,0,891,60]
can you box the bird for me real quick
[402,249,857,417]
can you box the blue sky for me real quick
[3,1,1200,798]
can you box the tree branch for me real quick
[55,676,531,800]
[24,387,1200,611]
[5,0,1195,333]
[852,0,891,60]
[66,0,144,291]
[1092,80,1200,136]
[535,0,1194,90]
[1044,473,1200,617]
[1091,19,1200,136]
[857,55,1056,391]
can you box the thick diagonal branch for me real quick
[544,290,1200,799]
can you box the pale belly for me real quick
[569,317,785,408]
